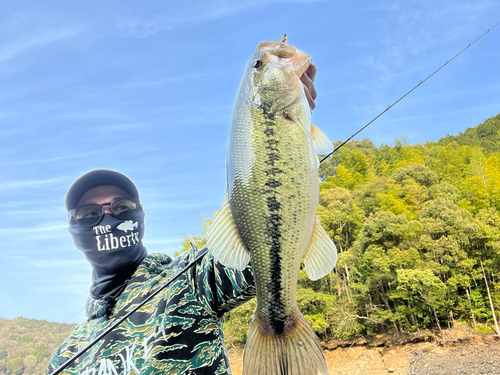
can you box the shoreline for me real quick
[228,328,500,375]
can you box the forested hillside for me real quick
[0,318,75,375]
[438,114,500,152]
[222,114,500,345]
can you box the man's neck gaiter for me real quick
[68,209,147,304]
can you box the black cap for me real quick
[65,169,140,211]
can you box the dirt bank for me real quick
[227,332,500,374]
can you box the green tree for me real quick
[396,268,447,336]
[222,298,256,346]
[176,214,213,256]
[23,355,37,374]
[5,358,23,375]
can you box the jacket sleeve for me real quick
[45,341,63,374]
[184,247,255,317]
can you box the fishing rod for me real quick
[319,20,500,164]
[49,247,208,375]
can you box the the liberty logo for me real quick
[93,221,139,251]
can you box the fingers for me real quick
[301,64,317,111]
[305,64,317,82]
[303,84,316,110]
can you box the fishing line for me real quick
[319,20,500,164]
[49,247,208,375]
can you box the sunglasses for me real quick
[68,197,140,227]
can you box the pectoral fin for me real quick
[303,218,338,280]
[311,123,334,155]
[206,195,250,270]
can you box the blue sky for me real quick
[1,0,499,323]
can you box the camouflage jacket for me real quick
[46,247,255,375]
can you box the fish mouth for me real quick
[257,41,311,78]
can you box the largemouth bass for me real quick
[207,40,337,375]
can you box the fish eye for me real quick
[252,60,263,68]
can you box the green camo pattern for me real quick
[46,247,255,375]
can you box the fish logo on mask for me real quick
[117,220,138,233]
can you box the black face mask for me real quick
[69,209,147,300]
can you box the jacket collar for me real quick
[84,252,172,319]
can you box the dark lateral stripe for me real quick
[260,110,286,333]
[264,152,280,166]
[265,179,281,188]
[265,139,279,146]
[264,167,283,176]
[266,209,286,333]
[267,197,281,212]
[264,127,275,137]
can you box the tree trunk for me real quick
[419,291,444,342]
[431,305,444,342]
[466,287,477,330]
[480,260,500,336]
[344,266,350,285]
[409,297,419,331]
[379,281,399,333]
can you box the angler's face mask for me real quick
[68,206,148,300]
[69,208,146,270]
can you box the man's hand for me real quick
[301,64,317,110]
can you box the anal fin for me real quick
[206,195,250,270]
[303,218,337,281]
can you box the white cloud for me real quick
[78,73,207,91]
[0,111,17,119]
[113,2,251,38]
[99,123,151,131]
[4,255,28,260]
[0,149,121,166]
[34,282,89,297]
[58,108,127,121]
[0,223,67,238]
[0,27,82,62]
[33,259,88,269]
[378,104,500,126]
[112,0,330,38]
[5,209,62,217]
[0,178,65,190]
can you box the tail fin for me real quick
[242,313,329,375]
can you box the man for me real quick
[46,65,317,375]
